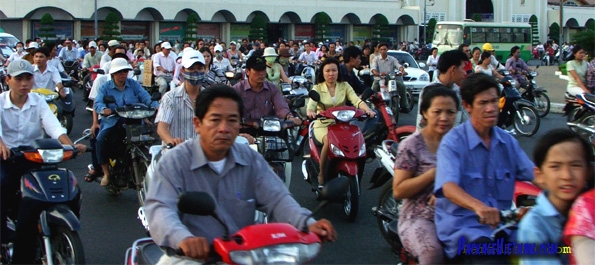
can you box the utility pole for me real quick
[423,0,427,44]
[559,0,563,63]
[94,0,98,40]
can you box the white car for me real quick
[0,33,20,60]
[387,50,430,96]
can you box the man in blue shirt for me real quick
[434,73,534,264]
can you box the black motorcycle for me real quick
[518,66,551,118]
[62,61,79,88]
[498,71,540,136]
[2,132,91,264]
[98,95,159,200]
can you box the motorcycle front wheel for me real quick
[48,226,86,265]
[343,175,359,222]
[532,92,550,118]
[575,113,595,140]
[401,90,414,114]
[134,158,149,207]
[60,113,73,135]
[513,105,540,136]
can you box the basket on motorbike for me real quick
[114,103,157,143]
[125,124,156,143]
[262,136,291,161]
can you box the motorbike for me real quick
[497,71,540,136]
[1,130,92,264]
[225,58,244,86]
[564,92,595,143]
[283,78,311,156]
[518,67,550,118]
[83,64,105,112]
[124,176,349,265]
[62,61,79,88]
[95,94,159,198]
[369,140,541,264]
[301,90,368,221]
[241,116,295,189]
[0,65,8,92]
[31,79,76,135]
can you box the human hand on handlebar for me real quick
[179,236,210,260]
[475,204,501,228]
[365,110,376,118]
[307,109,317,120]
[168,138,184,147]
[102,108,112,116]
[308,219,337,243]
[74,144,87,155]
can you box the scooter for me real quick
[497,71,541,136]
[370,140,541,264]
[564,92,595,142]
[1,131,91,264]
[31,82,76,135]
[124,177,349,265]
[301,90,367,221]
[518,66,550,118]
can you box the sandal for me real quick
[100,175,110,187]
[83,170,102,183]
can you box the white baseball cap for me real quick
[109,58,132,74]
[7,59,34,76]
[161,42,172,50]
[89,41,98,48]
[182,50,206,68]
[27,42,39,49]
[214,45,223,53]
[108,40,120,47]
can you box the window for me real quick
[512,14,531,23]
[426,12,446,22]
[563,1,579,6]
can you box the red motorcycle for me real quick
[301,91,368,221]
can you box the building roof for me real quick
[548,0,595,6]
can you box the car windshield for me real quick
[387,52,419,68]
[0,36,19,48]
[432,24,464,47]
[0,45,13,59]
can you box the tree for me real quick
[248,14,267,42]
[426,18,437,44]
[372,15,390,43]
[101,12,122,41]
[313,12,331,42]
[548,22,560,44]
[183,13,200,43]
[571,21,594,57]
[38,13,56,41]
[529,15,539,45]
[472,13,482,22]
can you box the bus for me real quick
[432,21,533,64]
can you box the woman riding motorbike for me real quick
[199,47,229,87]
[393,85,459,264]
[505,46,531,89]
[306,58,376,188]
[93,58,159,186]
[263,47,291,91]
[566,45,590,97]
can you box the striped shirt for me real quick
[155,83,198,145]
[203,65,229,88]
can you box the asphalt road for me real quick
[58,81,568,265]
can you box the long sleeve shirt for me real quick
[144,138,314,248]
[232,80,292,120]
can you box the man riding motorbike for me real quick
[0,59,86,264]
[371,42,409,112]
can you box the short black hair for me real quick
[430,47,438,53]
[437,50,469,74]
[112,53,128,60]
[378,42,389,49]
[457,44,469,52]
[510,46,520,57]
[44,42,57,51]
[34,46,50,57]
[342,46,362,64]
[419,83,460,116]
[460,73,499,105]
[315,57,344,84]
[478,51,491,64]
[533,128,593,168]
[194,84,244,120]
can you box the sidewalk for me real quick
[526,59,567,113]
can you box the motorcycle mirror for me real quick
[293,98,305,108]
[178,192,216,216]
[403,63,409,68]
[103,95,116,104]
[96,69,105,74]
[151,92,162,101]
[308,90,321,102]
[133,69,141,76]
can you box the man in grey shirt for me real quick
[145,85,336,264]
[371,42,409,111]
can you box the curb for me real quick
[551,102,565,114]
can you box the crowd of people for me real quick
[0,33,594,265]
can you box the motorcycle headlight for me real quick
[388,72,397,79]
[358,143,366,156]
[230,243,321,265]
[116,109,156,119]
[262,119,282,132]
[419,73,429,81]
[330,144,345,157]
[331,110,356,122]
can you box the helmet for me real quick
[482,43,494,52]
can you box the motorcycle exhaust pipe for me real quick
[567,122,595,134]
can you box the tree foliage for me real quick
[426,18,437,43]
[183,13,200,43]
[248,14,267,42]
[314,12,331,42]
[372,15,390,44]
[101,12,122,41]
[548,22,560,44]
[38,13,56,40]
[571,25,595,57]
[472,13,482,22]
[529,15,539,44]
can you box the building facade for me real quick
[0,0,592,45]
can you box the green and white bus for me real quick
[432,21,533,64]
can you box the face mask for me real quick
[265,57,276,64]
[183,71,205,87]
[216,54,223,59]
[16,47,23,52]
[279,58,289,66]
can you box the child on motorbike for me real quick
[518,128,593,265]
[393,85,459,264]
